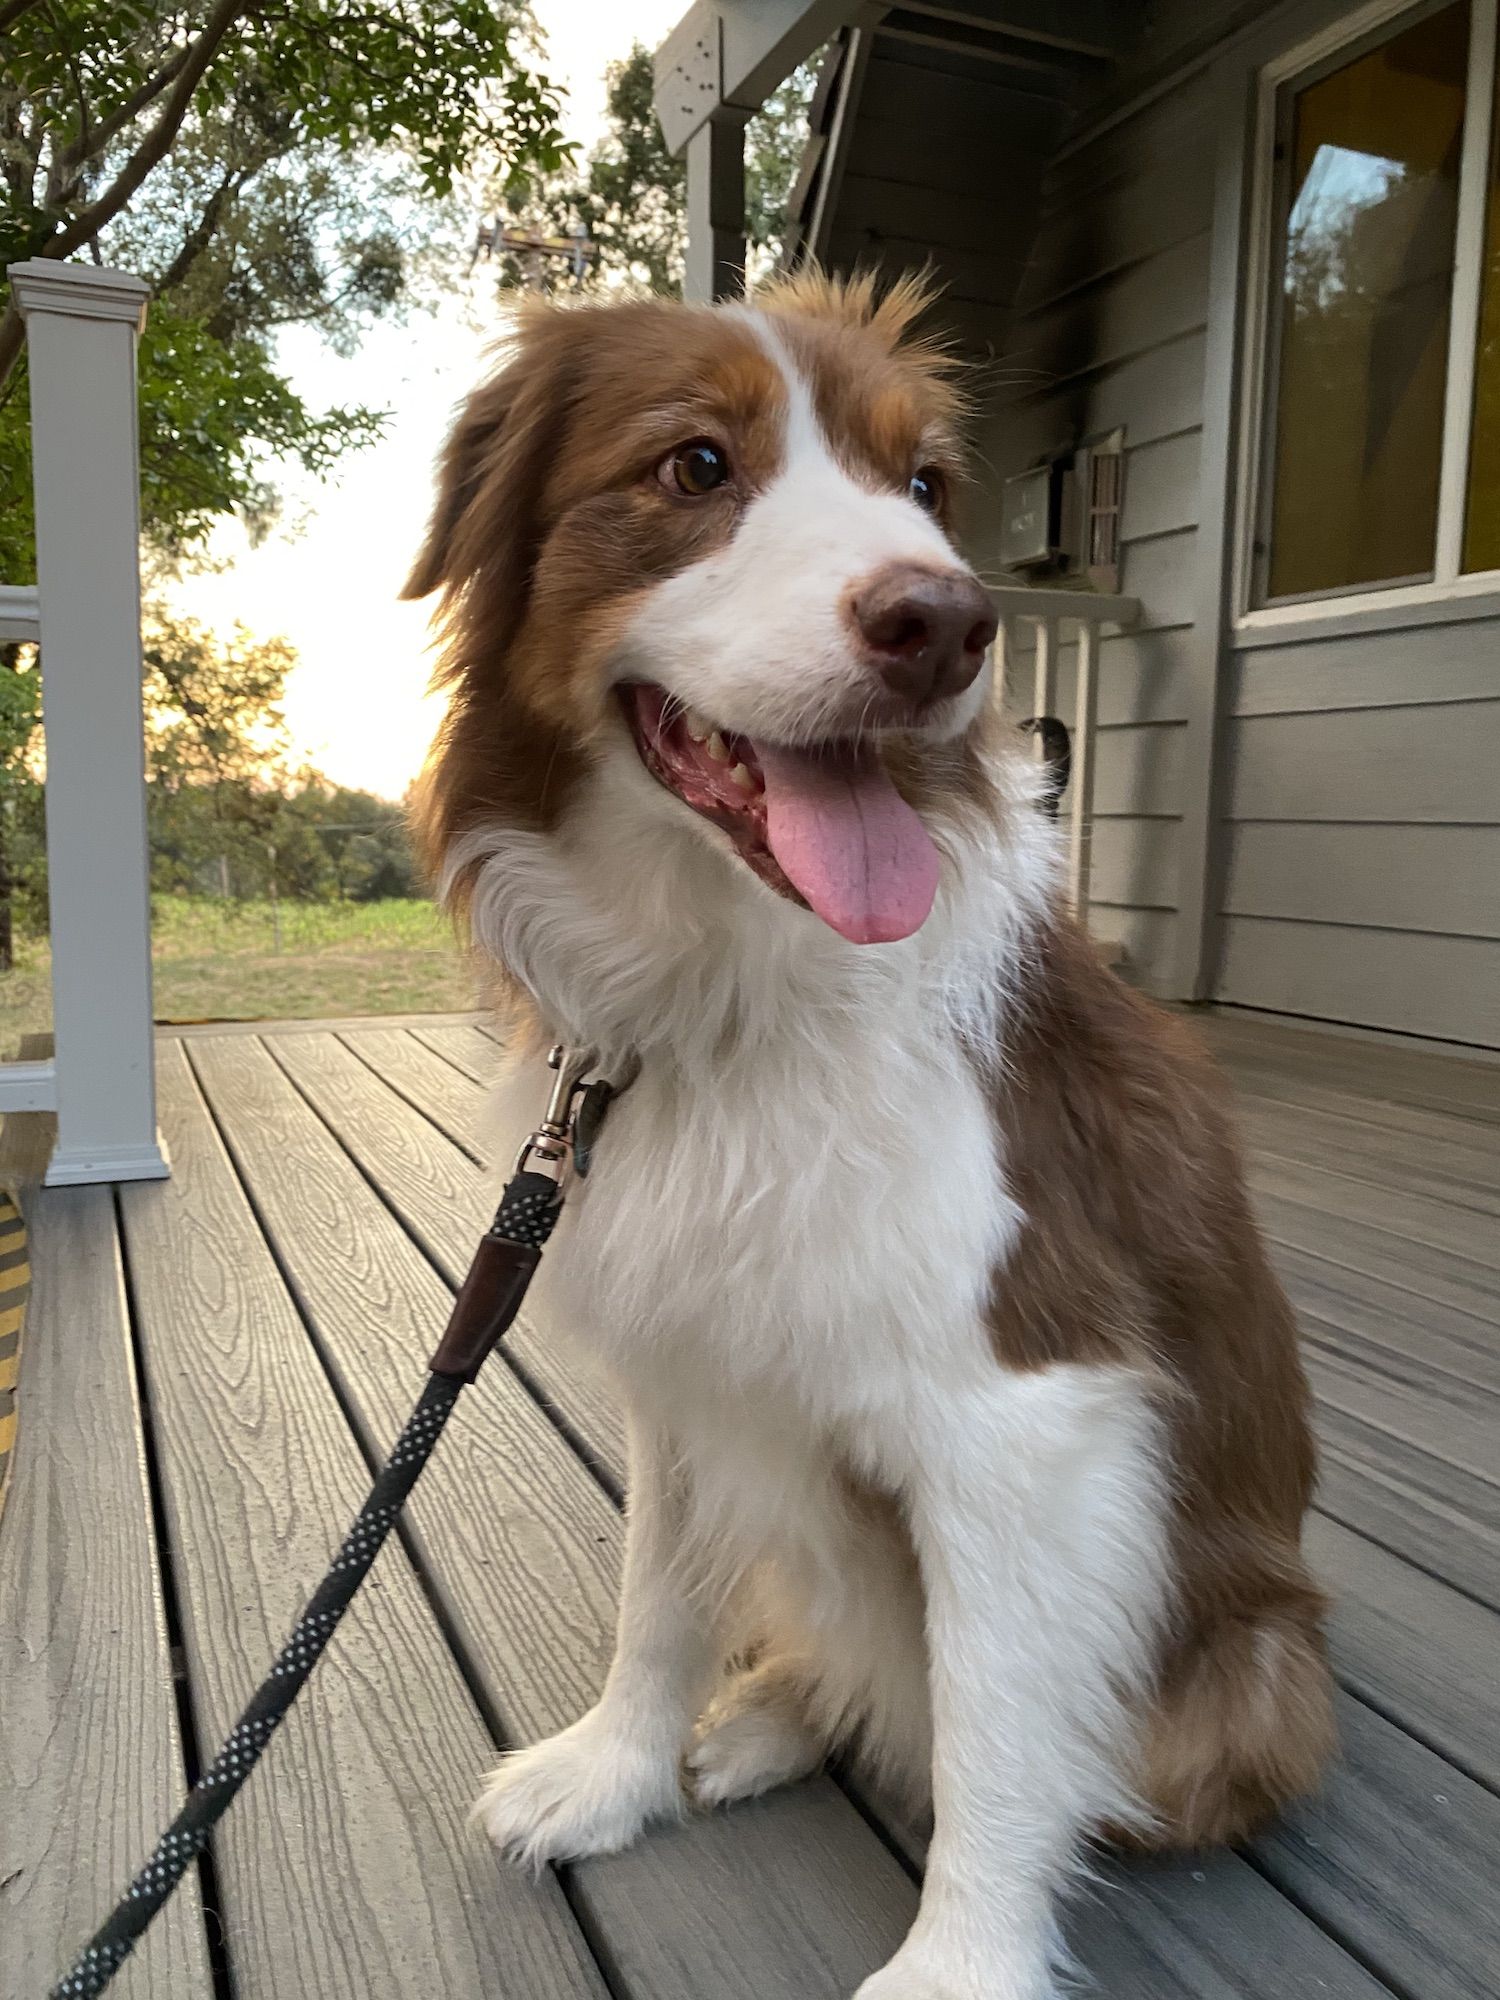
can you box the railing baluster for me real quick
[1068,616,1100,922]
[995,612,1016,714]
[1031,616,1058,760]
[988,587,1137,943]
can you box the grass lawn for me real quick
[1,896,478,1056]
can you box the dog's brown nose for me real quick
[852,565,997,707]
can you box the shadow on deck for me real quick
[2,1008,1496,1999]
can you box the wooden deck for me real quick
[2,1007,1497,2000]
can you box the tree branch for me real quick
[0,0,258,391]
[0,89,41,206]
[0,0,46,32]
[156,160,254,294]
[58,38,196,174]
[0,310,23,389]
[42,1,95,210]
[47,0,261,261]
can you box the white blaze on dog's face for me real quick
[406,275,997,947]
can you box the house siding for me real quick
[974,0,1500,1046]
[822,37,1081,364]
[1218,633,1500,1044]
[975,39,1221,995]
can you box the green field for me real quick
[1,896,477,1056]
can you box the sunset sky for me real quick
[169,0,687,801]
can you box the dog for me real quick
[403,272,1335,2000]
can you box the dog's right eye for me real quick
[660,441,731,497]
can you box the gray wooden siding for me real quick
[973,0,1500,1040]
[821,36,1081,364]
[1215,625,1500,1044]
[976,49,1222,994]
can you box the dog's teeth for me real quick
[705,731,730,763]
[728,762,756,793]
[684,709,710,742]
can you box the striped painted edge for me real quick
[0,1189,28,1529]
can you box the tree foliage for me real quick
[496,44,816,296]
[0,0,570,577]
[0,0,568,308]
[142,613,416,901]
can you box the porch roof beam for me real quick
[876,7,1113,78]
[655,0,867,153]
[653,0,1125,152]
[891,0,1127,61]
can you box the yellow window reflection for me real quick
[1264,3,1469,601]
[1464,44,1500,570]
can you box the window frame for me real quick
[1233,0,1500,632]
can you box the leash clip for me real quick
[513,1044,599,1191]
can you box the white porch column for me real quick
[684,108,748,302]
[9,260,168,1184]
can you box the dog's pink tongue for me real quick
[756,741,939,944]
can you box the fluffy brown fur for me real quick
[985,922,1334,1844]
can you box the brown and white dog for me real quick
[405,273,1334,2000]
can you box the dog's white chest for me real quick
[520,1015,1016,1431]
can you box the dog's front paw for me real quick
[688,1662,825,1809]
[475,1710,684,1868]
[854,1940,1058,2000]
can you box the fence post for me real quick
[8,260,168,1184]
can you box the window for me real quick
[1465,24,1500,565]
[1244,0,1500,613]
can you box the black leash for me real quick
[53,1046,620,2000]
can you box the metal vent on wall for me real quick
[1081,428,1125,593]
[998,430,1124,586]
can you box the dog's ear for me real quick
[401,310,575,621]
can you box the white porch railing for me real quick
[0,261,167,1184]
[991,586,1141,928]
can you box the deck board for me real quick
[1316,1404,1500,1608]
[0,1185,212,2000]
[6,1003,1497,2000]
[1252,1184,1498,1325]
[1308,1514,1500,1792]
[120,1042,607,2000]
[1234,1092,1500,1216]
[338,1026,489,1162]
[1255,1692,1500,2000]
[273,1029,630,1483]
[1305,1331,1500,1485]
[185,1034,621,1744]
[1249,1153,1500,1276]
[1274,1246,1500,1397]
[408,1022,507,1086]
[1197,1011,1500,1125]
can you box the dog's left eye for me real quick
[661,441,731,497]
[909,467,943,513]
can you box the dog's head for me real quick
[407,273,998,949]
